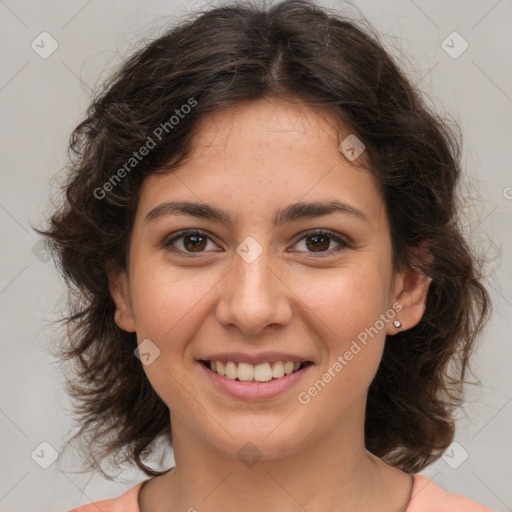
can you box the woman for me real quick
[42,1,494,510]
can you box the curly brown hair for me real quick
[40,0,490,478]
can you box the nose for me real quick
[215,249,293,336]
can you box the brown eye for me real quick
[163,229,219,257]
[292,229,351,256]
[182,234,207,252]
[305,234,330,252]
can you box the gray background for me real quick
[0,0,511,511]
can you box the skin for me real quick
[110,97,431,512]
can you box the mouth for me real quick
[199,359,314,383]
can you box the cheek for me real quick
[130,262,215,339]
[294,277,388,420]
[303,262,392,343]
[297,262,391,392]
[128,264,217,409]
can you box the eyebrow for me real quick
[144,199,370,227]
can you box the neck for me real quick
[142,397,413,512]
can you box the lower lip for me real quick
[198,362,313,400]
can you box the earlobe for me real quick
[388,266,431,334]
[108,269,136,333]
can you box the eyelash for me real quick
[162,229,352,258]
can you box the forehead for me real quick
[137,98,387,228]
[188,97,346,168]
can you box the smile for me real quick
[200,360,312,383]
[198,359,314,400]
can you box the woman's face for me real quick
[111,97,428,462]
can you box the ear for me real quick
[108,268,136,333]
[387,263,431,335]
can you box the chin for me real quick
[204,423,316,465]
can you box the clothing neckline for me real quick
[136,473,418,512]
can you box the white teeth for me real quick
[216,361,226,376]
[237,362,254,381]
[225,361,238,379]
[271,361,285,378]
[207,360,305,382]
[284,361,294,375]
[254,362,273,382]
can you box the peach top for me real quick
[68,474,496,512]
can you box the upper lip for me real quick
[198,352,314,365]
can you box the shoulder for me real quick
[407,474,496,512]
[67,480,146,512]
